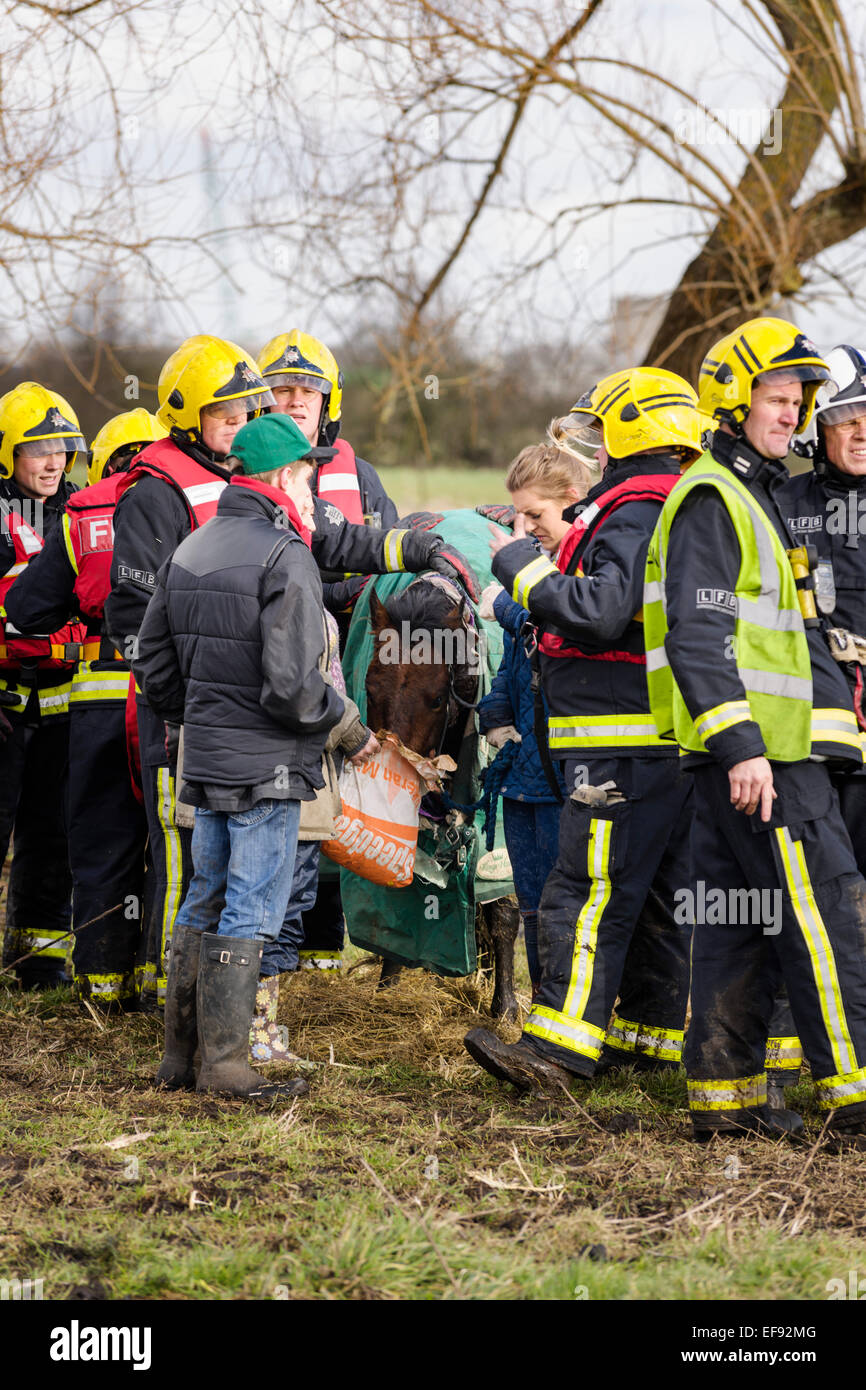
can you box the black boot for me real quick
[692,1105,804,1142]
[156,923,203,1091]
[464,1027,575,1094]
[196,933,309,1100]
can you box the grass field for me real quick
[1,946,864,1302]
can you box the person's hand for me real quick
[485,725,522,749]
[475,504,516,528]
[350,732,381,766]
[488,513,527,558]
[164,722,181,773]
[479,581,504,620]
[428,544,481,601]
[728,756,776,821]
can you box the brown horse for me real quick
[365,578,519,1020]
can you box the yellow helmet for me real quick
[157,335,215,412]
[156,336,275,439]
[698,317,830,431]
[567,367,706,460]
[0,382,86,480]
[88,408,168,487]
[257,330,342,428]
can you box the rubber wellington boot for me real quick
[156,922,203,1091]
[464,1027,574,1095]
[249,976,293,1063]
[197,934,309,1100]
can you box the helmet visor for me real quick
[201,390,275,420]
[551,412,603,465]
[819,398,866,428]
[14,435,86,458]
[757,366,830,387]
[265,373,329,393]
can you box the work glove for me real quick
[428,543,482,602]
[485,726,522,749]
[399,510,446,532]
[323,575,368,614]
[164,722,180,774]
[475,503,516,528]
[479,581,505,621]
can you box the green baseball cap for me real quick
[230,413,333,475]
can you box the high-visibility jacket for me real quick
[315,440,365,524]
[646,450,820,761]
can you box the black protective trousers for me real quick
[0,706,72,984]
[521,755,693,1076]
[685,759,866,1128]
[66,698,147,1008]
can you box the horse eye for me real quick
[430,695,444,709]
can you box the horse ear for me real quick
[368,590,390,632]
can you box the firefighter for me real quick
[5,409,165,1010]
[104,334,478,1011]
[0,384,87,988]
[779,345,866,869]
[257,329,400,974]
[464,368,705,1092]
[645,316,866,1140]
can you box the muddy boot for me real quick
[464,1027,573,1095]
[249,976,293,1064]
[692,1105,804,1142]
[196,934,309,1101]
[766,1072,800,1113]
[156,923,203,1091]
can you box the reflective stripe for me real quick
[69,674,131,702]
[61,512,79,575]
[687,1074,766,1111]
[299,950,342,971]
[605,1015,684,1062]
[775,826,857,1077]
[317,474,361,492]
[27,933,69,958]
[736,595,802,631]
[38,686,71,715]
[183,481,226,508]
[383,529,407,572]
[695,700,751,741]
[765,1035,803,1070]
[811,707,862,753]
[643,580,665,607]
[737,668,812,701]
[814,1065,866,1109]
[644,645,669,673]
[4,561,26,579]
[76,973,129,1001]
[156,768,184,983]
[512,555,558,608]
[563,816,612,1019]
[524,1005,606,1060]
[549,714,668,748]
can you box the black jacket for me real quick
[132,481,344,796]
[491,454,682,760]
[777,462,866,638]
[664,433,861,771]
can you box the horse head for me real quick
[365,580,480,758]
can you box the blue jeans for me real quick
[176,799,301,942]
[260,840,320,975]
[503,798,562,990]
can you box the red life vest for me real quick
[315,439,364,524]
[0,505,86,672]
[63,472,126,627]
[538,473,680,664]
[117,437,228,529]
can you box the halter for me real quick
[402,575,483,759]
